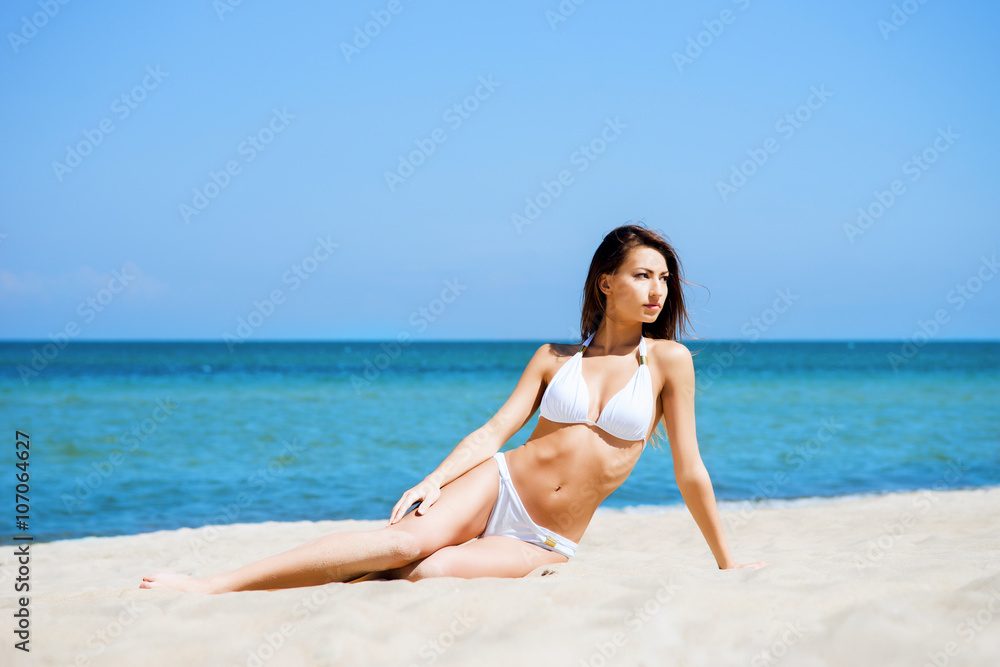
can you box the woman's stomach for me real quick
[504,418,643,541]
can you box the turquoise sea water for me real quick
[0,340,997,544]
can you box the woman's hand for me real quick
[387,479,442,526]
[722,561,769,570]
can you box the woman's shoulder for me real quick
[646,338,696,390]
[525,340,577,370]
[646,337,694,368]
[534,338,584,359]
[522,341,579,386]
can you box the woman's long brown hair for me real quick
[576,222,703,450]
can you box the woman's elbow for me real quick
[674,462,710,488]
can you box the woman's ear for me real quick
[598,273,611,297]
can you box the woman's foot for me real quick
[139,572,219,594]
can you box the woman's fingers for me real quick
[388,481,443,525]
[388,492,410,525]
[413,487,436,516]
[388,488,424,525]
[734,561,768,569]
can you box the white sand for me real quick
[2,486,999,666]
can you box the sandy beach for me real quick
[3,485,998,666]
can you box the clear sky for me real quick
[1,0,997,341]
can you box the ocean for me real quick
[1,340,997,544]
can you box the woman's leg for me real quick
[383,536,569,581]
[140,455,501,593]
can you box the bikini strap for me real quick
[580,331,596,353]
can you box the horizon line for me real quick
[0,337,998,344]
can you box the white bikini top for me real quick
[539,331,655,447]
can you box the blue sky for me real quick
[1,0,997,341]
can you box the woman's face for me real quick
[600,246,669,323]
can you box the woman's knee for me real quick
[382,527,424,565]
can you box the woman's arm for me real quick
[386,423,503,526]
[657,341,763,569]
[676,461,735,569]
[421,423,504,489]
[388,343,552,525]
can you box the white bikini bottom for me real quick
[479,451,578,559]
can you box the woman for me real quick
[141,223,764,594]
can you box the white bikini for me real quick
[480,331,656,559]
[539,330,654,447]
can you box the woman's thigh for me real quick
[384,454,500,559]
[402,536,569,580]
